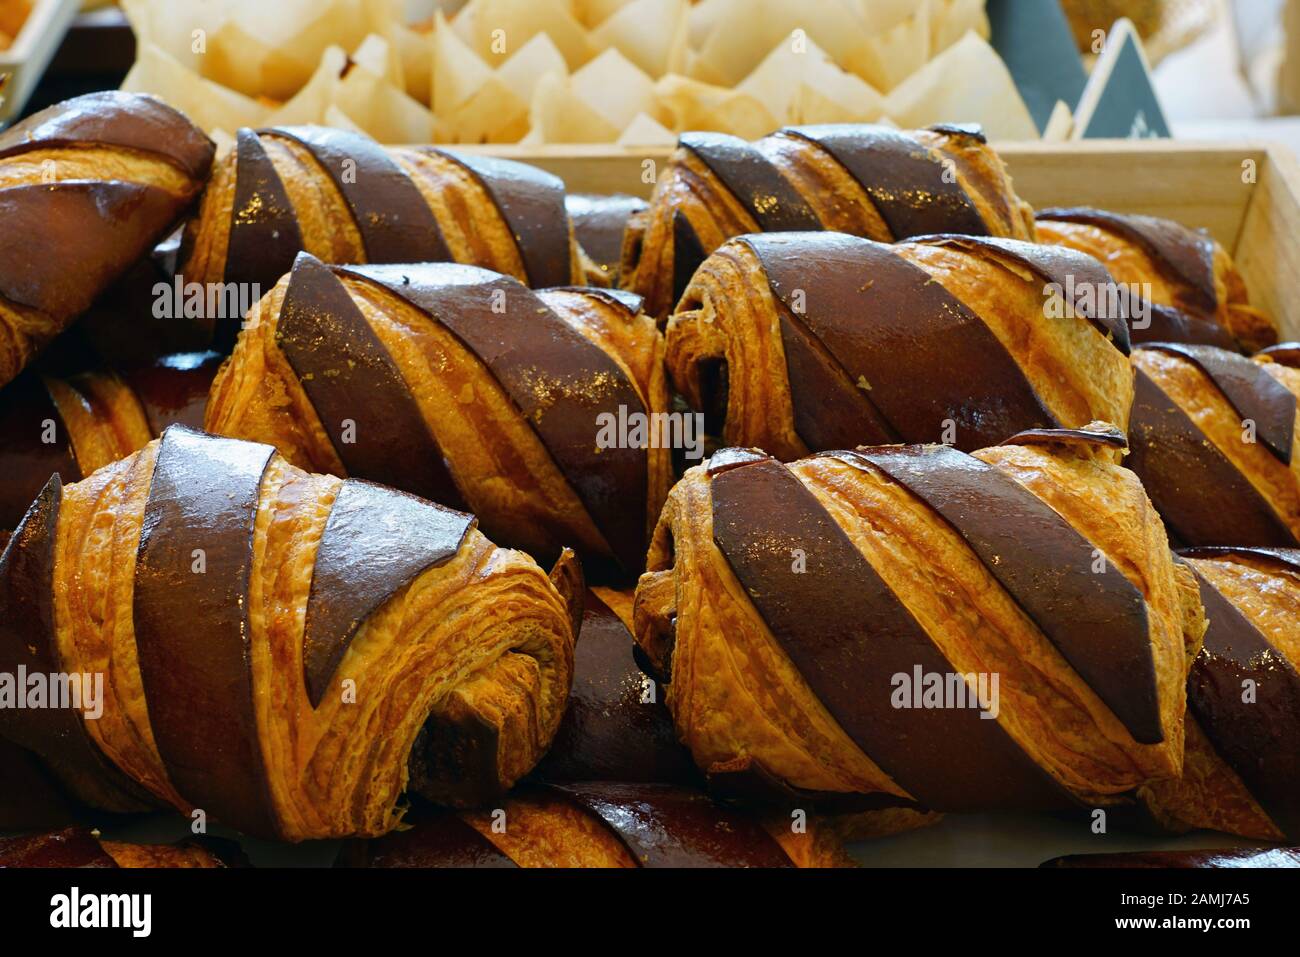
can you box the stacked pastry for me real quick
[1038,208,1277,352]
[1128,343,1300,547]
[566,193,648,285]
[633,428,1204,812]
[0,425,578,840]
[0,92,214,388]
[665,232,1133,457]
[0,828,243,868]
[204,254,671,577]
[622,124,1036,318]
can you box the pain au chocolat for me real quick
[179,125,589,343]
[665,231,1133,458]
[0,827,243,868]
[1128,342,1300,547]
[204,253,670,578]
[0,351,222,532]
[0,92,215,388]
[1036,207,1277,352]
[621,123,1035,319]
[633,427,1205,813]
[0,425,577,840]
[1136,547,1300,841]
[339,783,863,868]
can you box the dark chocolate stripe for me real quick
[710,454,1070,811]
[1185,565,1300,839]
[117,351,224,436]
[224,129,303,297]
[0,91,214,179]
[268,127,451,264]
[1043,847,1300,868]
[0,181,180,322]
[671,209,708,304]
[1179,546,1300,576]
[341,262,649,573]
[566,192,645,275]
[0,828,117,868]
[853,445,1160,743]
[1139,343,1295,463]
[547,285,644,316]
[1260,343,1300,368]
[1128,368,1297,547]
[679,132,821,232]
[785,125,988,238]
[346,812,517,868]
[1139,303,1237,350]
[548,783,794,868]
[1037,208,1218,314]
[302,479,474,707]
[1002,424,1128,451]
[0,373,79,530]
[435,149,571,287]
[533,589,696,785]
[743,232,1055,451]
[914,234,1132,354]
[133,426,279,837]
[705,753,918,814]
[274,252,464,510]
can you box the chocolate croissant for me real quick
[1128,343,1300,547]
[0,92,215,388]
[1043,847,1300,868]
[339,783,859,868]
[633,428,1205,812]
[204,253,671,578]
[1037,207,1277,352]
[0,351,222,532]
[0,737,82,831]
[1137,547,1300,841]
[0,827,240,868]
[622,124,1036,319]
[666,232,1134,458]
[567,193,648,285]
[180,125,586,343]
[0,424,577,840]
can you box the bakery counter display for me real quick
[204,254,670,579]
[665,231,1132,458]
[1127,343,1300,547]
[0,425,578,841]
[622,123,1035,319]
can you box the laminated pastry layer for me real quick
[30,429,575,841]
[622,124,1035,319]
[633,436,1202,810]
[203,260,670,575]
[665,235,1132,460]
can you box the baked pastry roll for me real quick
[0,424,577,840]
[1137,547,1300,841]
[666,231,1133,458]
[204,253,671,578]
[0,351,222,531]
[0,827,241,868]
[1043,846,1300,868]
[0,92,215,388]
[622,124,1036,319]
[1128,343,1300,547]
[633,428,1205,812]
[180,125,586,343]
[566,193,648,285]
[339,783,862,868]
[1036,207,1277,352]
[0,737,82,831]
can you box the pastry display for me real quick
[0,827,241,868]
[0,424,578,840]
[0,351,223,532]
[1037,207,1277,352]
[179,125,586,344]
[1128,343,1300,547]
[622,123,1036,318]
[338,783,860,868]
[1136,547,1300,842]
[665,232,1132,457]
[633,428,1204,811]
[567,193,648,285]
[204,254,670,578]
[0,92,215,388]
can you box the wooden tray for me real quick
[464,139,1300,342]
[0,0,79,126]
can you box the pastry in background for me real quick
[566,193,648,285]
[0,351,223,532]
[0,0,31,52]
[622,123,1036,318]
[0,92,215,388]
[1036,208,1277,352]
[666,232,1133,458]
[1138,547,1300,842]
[1128,343,1300,547]
[0,827,243,868]
[205,254,671,579]
[1043,847,1300,868]
[0,425,578,840]
[633,428,1205,813]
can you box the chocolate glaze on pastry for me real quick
[0,827,118,868]
[1261,343,1300,367]
[224,128,303,303]
[0,374,79,531]
[338,811,518,868]
[567,193,647,280]
[679,132,821,232]
[1043,847,1300,868]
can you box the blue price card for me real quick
[987,0,1089,134]
[1073,18,1171,139]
